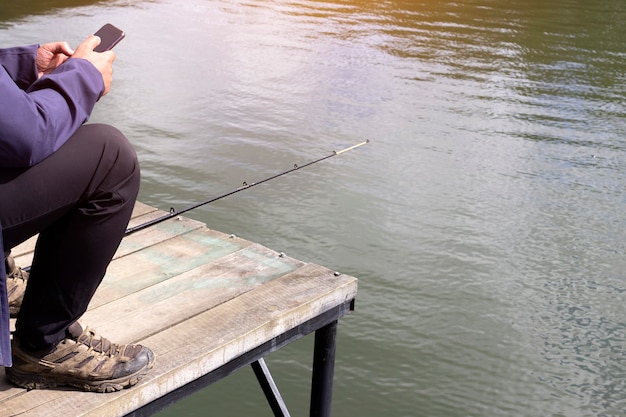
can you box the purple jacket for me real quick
[0,45,104,366]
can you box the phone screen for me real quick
[93,23,125,52]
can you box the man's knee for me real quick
[80,124,140,198]
[86,124,137,164]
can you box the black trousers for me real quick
[0,124,140,350]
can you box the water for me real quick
[2,1,626,416]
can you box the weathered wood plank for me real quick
[88,229,255,309]
[131,201,159,217]
[116,214,206,258]
[82,244,306,342]
[7,205,207,290]
[8,201,156,262]
[0,265,356,416]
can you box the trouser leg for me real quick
[0,123,140,350]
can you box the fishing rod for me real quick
[124,139,369,236]
[18,140,368,273]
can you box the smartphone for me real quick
[93,23,125,52]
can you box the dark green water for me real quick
[1,1,626,416]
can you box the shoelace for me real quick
[80,329,122,357]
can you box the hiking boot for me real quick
[6,322,155,393]
[6,255,28,318]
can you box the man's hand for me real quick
[36,42,74,78]
[71,35,116,96]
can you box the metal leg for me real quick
[252,358,291,417]
[309,320,338,417]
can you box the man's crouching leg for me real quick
[5,124,154,392]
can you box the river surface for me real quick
[1,1,626,416]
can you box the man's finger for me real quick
[57,42,75,56]
[84,35,102,51]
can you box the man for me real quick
[0,34,154,393]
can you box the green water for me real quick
[1,1,625,416]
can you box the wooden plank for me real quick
[8,201,157,262]
[6,204,206,275]
[89,228,254,309]
[131,201,159,217]
[115,213,206,258]
[82,244,306,342]
[7,236,36,260]
[0,265,357,416]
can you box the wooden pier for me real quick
[0,202,358,416]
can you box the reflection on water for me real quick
[0,0,105,24]
[1,0,626,416]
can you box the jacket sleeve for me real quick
[0,45,39,89]
[0,46,104,167]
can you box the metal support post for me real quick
[309,320,338,417]
[251,358,291,417]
